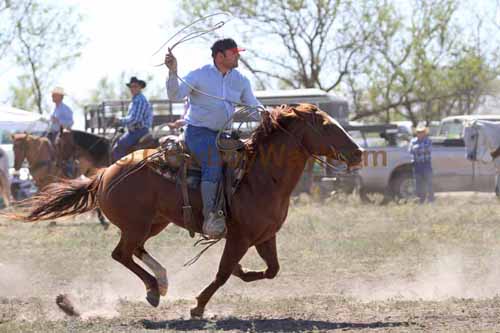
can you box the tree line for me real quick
[2,0,500,125]
[1,0,85,113]
[179,0,500,125]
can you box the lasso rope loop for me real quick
[153,12,267,151]
[152,12,232,57]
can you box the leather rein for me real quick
[268,106,352,174]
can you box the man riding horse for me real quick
[49,86,77,177]
[165,38,261,239]
[112,77,153,161]
[48,86,74,144]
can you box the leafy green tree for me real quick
[88,73,129,104]
[178,0,387,91]
[180,0,500,124]
[7,0,85,113]
[87,72,164,104]
[0,0,31,57]
[348,0,500,124]
[8,74,37,111]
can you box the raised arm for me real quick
[165,49,197,101]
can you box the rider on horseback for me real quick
[112,77,153,161]
[48,87,74,144]
[49,87,76,177]
[165,38,261,239]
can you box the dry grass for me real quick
[1,192,500,332]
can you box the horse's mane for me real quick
[71,130,110,161]
[246,103,318,154]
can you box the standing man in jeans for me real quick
[112,77,153,161]
[165,38,261,239]
[409,125,434,203]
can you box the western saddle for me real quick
[147,132,247,237]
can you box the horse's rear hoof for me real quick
[159,284,168,297]
[190,307,204,319]
[146,290,160,307]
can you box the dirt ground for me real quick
[1,192,500,332]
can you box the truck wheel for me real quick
[391,171,415,200]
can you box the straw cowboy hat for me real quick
[51,87,65,95]
[415,124,429,134]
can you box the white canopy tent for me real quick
[0,105,50,132]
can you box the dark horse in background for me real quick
[14,104,363,318]
[56,129,157,227]
[57,129,158,176]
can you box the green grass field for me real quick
[1,193,500,332]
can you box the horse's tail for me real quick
[11,172,104,222]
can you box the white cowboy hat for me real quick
[51,87,65,95]
[415,125,429,134]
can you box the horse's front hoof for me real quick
[146,290,160,307]
[190,306,204,319]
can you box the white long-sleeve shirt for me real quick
[167,64,261,131]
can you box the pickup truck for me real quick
[338,115,500,200]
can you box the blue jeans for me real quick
[185,125,222,183]
[112,127,149,161]
[414,164,434,203]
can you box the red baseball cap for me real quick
[211,38,245,57]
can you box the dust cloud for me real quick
[348,251,500,301]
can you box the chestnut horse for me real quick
[12,133,64,190]
[15,104,363,317]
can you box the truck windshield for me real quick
[438,121,463,138]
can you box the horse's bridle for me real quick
[269,107,354,174]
